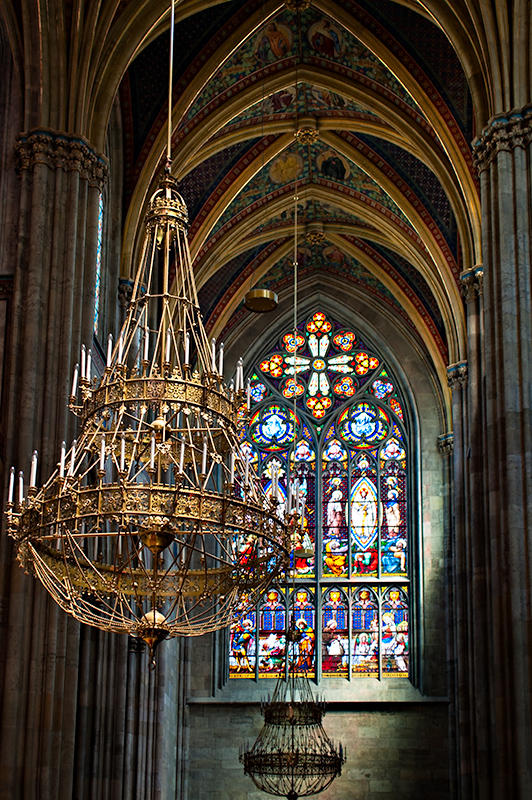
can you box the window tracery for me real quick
[229,310,411,681]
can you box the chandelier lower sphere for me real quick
[6,173,289,657]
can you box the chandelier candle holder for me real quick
[240,627,345,799]
[5,172,289,663]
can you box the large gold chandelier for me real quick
[5,171,289,660]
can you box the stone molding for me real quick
[473,105,532,172]
[16,129,108,189]
[447,360,468,389]
[460,265,484,302]
[437,432,454,456]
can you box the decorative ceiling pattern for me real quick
[120,0,480,376]
[225,82,380,128]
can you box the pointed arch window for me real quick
[229,310,412,681]
[93,192,104,335]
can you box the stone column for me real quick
[0,129,180,799]
[469,106,532,798]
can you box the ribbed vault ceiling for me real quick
[119,0,481,376]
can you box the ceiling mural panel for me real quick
[224,82,380,129]
[211,139,411,236]
[181,5,420,128]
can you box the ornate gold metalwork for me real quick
[6,172,289,662]
[240,627,345,799]
[294,128,319,145]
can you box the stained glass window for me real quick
[230,311,411,680]
[93,192,104,334]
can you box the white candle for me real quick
[80,344,86,380]
[202,438,207,474]
[211,338,216,372]
[69,440,77,476]
[272,466,278,499]
[30,450,38,487]
[99,435,105,472]
[71,363,79,397]
[18,471,24,505]
[107,333,113,367]
[165,330,171,363]
[293,479,299,512]
[230,452,235,483]
[218,342,224,375]
[120,436,125,472]
[59,441,66,478]
[143,327,149,361]
[229,378,234,399]
[118,333,124,364]
[245,457,249,485]
[150,433,155,470]
[86,349,92,382]
[246,379,251,410]
[179,439,185,472]
[236,358,243,391]
[8,466,15,503]
[184,332,190,364]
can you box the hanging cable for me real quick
[166,0,175,167]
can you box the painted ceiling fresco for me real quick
[121,0,478,369]
[224,83,380,129]
[211,139,411,236]
[181,5,420,126]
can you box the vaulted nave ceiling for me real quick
[118,0,483,377]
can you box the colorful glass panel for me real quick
[337,402,389,447]
[322,466,348,578]
[230,595,257,677]
[93,192,104,334]
[249,404,298,450]
[352,588,379,676]
[290,588,316,677]
[381,587,409,677]
[258,589,286,677]
[322,588,349,676]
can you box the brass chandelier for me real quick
[5,177,289,659]
[240,626,345,799]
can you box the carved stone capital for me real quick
[460,265,484,302]
[447,361,468,389]
[16,129,108,189]
[473,105,532,172]
[437,432,454,456]
[118,279,134,311]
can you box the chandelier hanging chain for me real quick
[166,0,175,165]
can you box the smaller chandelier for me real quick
[240,628,345,799]
[6,172,289,661]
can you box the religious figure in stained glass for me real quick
[231,310,412,682]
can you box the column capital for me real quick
[15,128,108,189]
[473,105,532,172]
[447,361,468,389]
[437,432,454,455]
[460,265,484,302]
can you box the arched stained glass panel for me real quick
[230,310,412,682]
